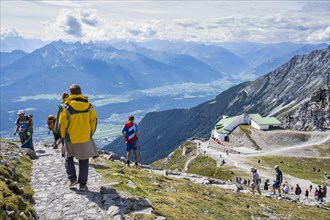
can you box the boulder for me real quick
[132,207,154,215]
[107,205,121,216]
[127,180,137,189]
[100,186,117,194]
[25,149,38,160]
[137,198,152,207]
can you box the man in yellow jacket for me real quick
[59,84,99,191]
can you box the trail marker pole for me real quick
[137,142,143,169]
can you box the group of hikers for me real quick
[14,84,140,191]
[245,165,327,202]
[12,84,328,200]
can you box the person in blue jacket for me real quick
[272,165,283,197]
[19,124,33,150]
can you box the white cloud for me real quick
[306,26,330,43]
[0,26,19,38]
[1,1,329,43]
[42,8,103,41]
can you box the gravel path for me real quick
[31,144,108,220]
[249,135,330,157]
[183,150,200,171]
[195,138,330,202]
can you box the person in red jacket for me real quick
[122,115,139,167]
[305,188,309,200]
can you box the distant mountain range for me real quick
[0,50,27,68]
[0,36,47,53]
[0,38,327,137]
[105,47,330,164]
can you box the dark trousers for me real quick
[65,157,89,185]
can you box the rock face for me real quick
[282,87,330,130]
[106,47,330,164]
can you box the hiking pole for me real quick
[137,142,143,169]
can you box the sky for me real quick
[0,0,329,43]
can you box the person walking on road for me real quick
[305,188,309,199]
[295,184,302,200]
[59,84,99,191]
[272,165,283,197]
[264,179,270,191]
[250,167,261,195]
[122,115,139,167]
[315,185,325,202]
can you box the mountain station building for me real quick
[211,113,282,141]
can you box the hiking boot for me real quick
[135,162,138,168]
[79,184,87,191]
[69,179,78,188]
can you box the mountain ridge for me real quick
[105,47,330,164]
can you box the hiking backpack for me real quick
[47,115,56,130]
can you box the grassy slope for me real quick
[94,158,330,220]
[187,156,237,181]
[258,156,330,185]
[0,140,34,220]
[152,141,248,181]
[303,139,330,157]
[151,142,197,171]
[239,125,262,151]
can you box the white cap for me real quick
[274,165,279,169]
[250,167,256,172]
[17,110,25,115]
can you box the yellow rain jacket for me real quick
[59,95,98,144]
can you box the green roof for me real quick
[215,116,240,134]
[248,114,282,125]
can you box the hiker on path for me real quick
[264,179,269,191]
[250,167,261,195]
[54,92,69,157]
[14,110,34,150]
[47,115,59,149]
[295,184,302,199]
[322,185,327,198]
[272,165,283,197]
[122,115,139,167]
[315,185,324,202]
[282,182,290,194]
[305,189,309,199]
[19,124,33,150]
[59,84,99,191]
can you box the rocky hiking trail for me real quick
[31,143,164,220]
[28,138,329,219]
